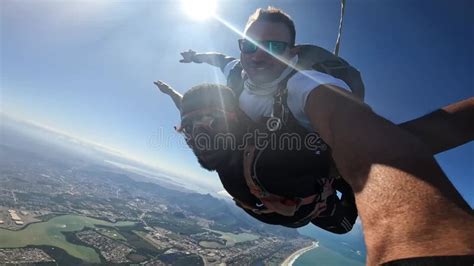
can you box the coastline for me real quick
[281,241,319,266]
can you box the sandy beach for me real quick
[281,241,319,266]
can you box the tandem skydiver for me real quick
[156,81,359,234]
[156,6,474,265]
[155,7,366,233]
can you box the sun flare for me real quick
[181,0,217,21]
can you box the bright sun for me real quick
[181,0,217,21]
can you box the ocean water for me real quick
[294,224,366,266]
[294,243,364,266]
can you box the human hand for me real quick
[154,80,173,94]
[179,49,197,63]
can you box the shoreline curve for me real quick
[281,241,319,266]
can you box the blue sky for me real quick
[1,0,472,205]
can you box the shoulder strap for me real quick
[226,62,245,97]
[268,70,298,131]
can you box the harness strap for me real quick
[270,70,297,130]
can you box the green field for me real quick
[0,215,135,263]
[206,229,259,246]
[199,241,226,249]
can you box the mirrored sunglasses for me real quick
[238,39,289,55]
[177,109,237,140]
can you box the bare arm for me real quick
[154,80,182,111]
[180,49,236,70]
[399,97,474,154]
[305,86,473,265]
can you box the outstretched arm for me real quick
[399,97,474,154]
[305,86,473,265]
[180,49,236,70]
[154,80,182,111]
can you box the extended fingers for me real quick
[154,80,167,89]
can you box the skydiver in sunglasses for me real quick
[173,8,364,234]
[155,81,359,233]
[177,7,471,155]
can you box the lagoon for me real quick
[0,215,135,263]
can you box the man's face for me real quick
[240,21,297,85]
[180,109,241,171]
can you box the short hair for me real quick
[181,84,237,116]
[245,7,296,47]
